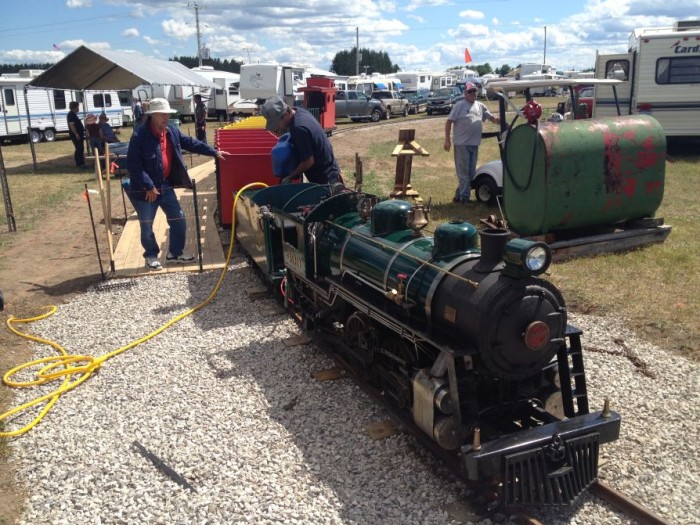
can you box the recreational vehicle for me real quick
[239,63,307,107]
[191,66,240,121]
[132,84,198,122]
[593,20,700,137]
[347,73,403,96]
[0,70,123,143]
[395,71,433,91]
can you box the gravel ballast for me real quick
[6,260,699,524]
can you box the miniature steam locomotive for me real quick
[234,183,621,507]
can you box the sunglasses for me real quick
[466,89,477,94]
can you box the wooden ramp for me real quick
[112,160,227,277]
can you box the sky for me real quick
[1,0,698,74]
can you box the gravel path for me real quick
[6,258,699,525]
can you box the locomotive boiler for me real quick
[234,183,621,507]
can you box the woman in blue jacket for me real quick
[126,98,229,271]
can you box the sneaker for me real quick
[166,252,195,264]
[145,257,162,271]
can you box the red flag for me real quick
[464,48,472,63]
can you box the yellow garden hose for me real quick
[1,181,269,438]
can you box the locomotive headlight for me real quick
[502,239,552,278]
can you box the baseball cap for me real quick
[465,82,477,92]
[261,96,289,131]
[146,98,177,114]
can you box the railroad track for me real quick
[331,114,445,136]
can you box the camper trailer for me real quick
[395,71,433,91]
[132,84,198,121]
[191,66,240,121]
[593,20,700,136]
[0,70,123,143]
[346,73,403,96]
[239,63,307,108]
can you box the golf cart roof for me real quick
[485,78,623,91]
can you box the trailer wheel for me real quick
[29,130,43,144]
[43,128,57,142]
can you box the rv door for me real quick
[593,52,633,118]
[1,85,23,135]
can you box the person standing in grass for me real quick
[444,82,500,203]
[126,98,230,271]
[67,101,87,169]
[194,94,207,143]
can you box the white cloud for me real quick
[458,10,485,20]
[66,0,91,7]
[143,36,161,45]
[123,28,140,38]
[162,19,197,41]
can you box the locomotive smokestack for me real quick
[474,228,510,273]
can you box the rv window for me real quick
[92,94,113,108]
[605,60,629,81]
[3,89,15,106]
[53,90,67,110]
[656,57,700,85]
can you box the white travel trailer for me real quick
[239,63,307,107]
[347,73,403,95]
[0,70,123,143]
[593,20,700,137]
[396,71,433,91]
[191,66,240,121]
[132,84,198,121]
[431,72,456,91]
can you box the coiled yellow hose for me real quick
[1,181,269,438]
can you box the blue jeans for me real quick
[453,145,479,201]
[129,182,186,259]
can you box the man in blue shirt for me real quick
[261,96,342,185]
[126,98,229,270]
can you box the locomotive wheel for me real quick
[344,312,377,364]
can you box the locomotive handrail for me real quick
[327,221,479,289]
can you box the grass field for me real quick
[1,109,698,361]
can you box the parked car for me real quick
[335,90,385,122]
[402,88,430,114]
[370,90,409,118]
[426,87,462,115]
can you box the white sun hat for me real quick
[146,98,177,114]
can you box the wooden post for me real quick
[390,129,429,201]
[94,149,115,274]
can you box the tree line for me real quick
[0,51,522,79]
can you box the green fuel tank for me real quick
[502,115,666,236]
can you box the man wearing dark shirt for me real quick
[67,101,87,169]
[261,96,341,185]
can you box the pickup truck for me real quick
[334,90,385,122]
[426,87,462,115]
[370,90,409,118]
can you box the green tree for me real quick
[331,48,399,76]
[170,56,244,73]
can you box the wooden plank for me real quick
[366,420,399,440]
[551,225,672,262]
[311,368,346,381]
[283,334,313,347]
[111,162,226,277]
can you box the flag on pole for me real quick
[464,48,472,63]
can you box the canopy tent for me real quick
[29,45,216,90]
